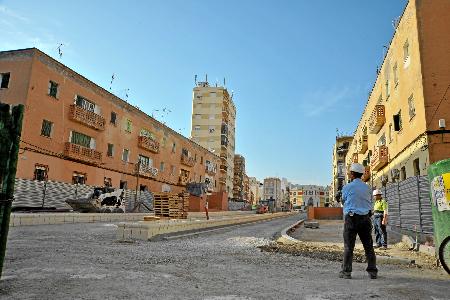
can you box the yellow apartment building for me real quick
[191,81,236,196]
[347,0,450,188]
[331,135,353,204]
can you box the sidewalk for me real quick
[285,220,438,269]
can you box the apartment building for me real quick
[0,48,221,195]
[248,177,261,205]
[331,135,353,204]
[263,177,282,208]
[191,81,236,196]
[232,154,245,200]
[289,185,330,207]
[347,0,450,188]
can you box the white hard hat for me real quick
[350,163,364,174]
[373,189,382,196]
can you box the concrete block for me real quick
[64,215,75,223]
[116,226,124,240]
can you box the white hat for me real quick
[373,189,382,196]
[350,163,364,174]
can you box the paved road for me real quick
[1,214,449,299]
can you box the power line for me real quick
[427,83,450,126]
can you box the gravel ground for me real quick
[0,214,449,300]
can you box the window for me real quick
[209,114,215,120]
[107,143,114,157]
[377,133,386,146]
[388,123,393,143]
[377,94,383,104]
[403,40,410,61]
[171,165,176,175]
[140,128,154,139]
[171,142,176,153]
[104,177,112,187]
[200,156,203,164]
[138,154,152,167]
[125,119,132,133]
[194,125,201,131]
[72,172,86,185]
[40,120,53,137]
[160,162,165,172]
[408,95,416,120]
[48,81,58,98]
[75,95,95,112]
[34,164,48,181]
[209,126,215,133]
[393,111,402,131]
[194,114,201,119]
[120,180,127,189]
[122,149,130,162]
[71,131,91,148]
[413,158,420,176]
[110,112,117,125]
[400,166,406,181]
[385,79,390,99]
[393,63,399,86]
[0,72,10,89]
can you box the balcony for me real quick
[362,166,371,182]
[368,105,385,134]
[138,136,160,153]
[205,164,217,175]
[64,142,102,164]
[357,135,368,154]
[352,153,358,163]
[179,175,189,186]
[69,104,105,131]
[136,163,158,178]
[181,154,195,167]
[370,145,389,171]
[220,164,228,173]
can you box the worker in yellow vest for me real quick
[373,189,388,249]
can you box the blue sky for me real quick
[0,0,407,185]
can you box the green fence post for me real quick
[0,103,24,278]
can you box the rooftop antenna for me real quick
[57,43,64,59]
[223,77,226,87]
[194,74,197,85]
[215,78,218,87]
[110,73,115,91]
[205,74,208,84]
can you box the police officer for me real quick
[340,163,377,279]
[373,189,388,249]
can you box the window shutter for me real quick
[48,81,51,95]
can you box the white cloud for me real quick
[0,5,29,23]
[299,85,359,117]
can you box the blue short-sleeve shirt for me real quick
[342,178,372,215]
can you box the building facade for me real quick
[191,81,236,196]
[232,154,245,200]
[263,177,282,208]
[289,185,330,207]
[248,177,261,205]
[0,48,221,195]
[347,0,450,189]
[331,135,353,204]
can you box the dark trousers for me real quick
[374,215,387,247]
[342,214,377,275]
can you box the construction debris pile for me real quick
[153,192,189,219]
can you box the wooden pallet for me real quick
[153,192,189,219]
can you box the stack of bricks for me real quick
[153,192,189,219]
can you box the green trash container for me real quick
[428,158,450,253]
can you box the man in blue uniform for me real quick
[340,163,377,279]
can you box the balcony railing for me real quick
[179,175,189,186]
[362,166,371,182]
[136,163,158,178]
[352,153,359,163]
[181,154,195,167]
[220,164,228,172]
[64,142,102,164]
[370,145,389,171]
[205,164,217,175]
[368,105,385,134]
[357,135,368,154]
[69,104,105,131]
[138,136,160,153]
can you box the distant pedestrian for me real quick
[340,163,377,279]
[372,189,388,249]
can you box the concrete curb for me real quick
[277,219,416,266]
[117,212,299,241]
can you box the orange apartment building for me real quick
[0,48,221,197]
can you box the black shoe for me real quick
[339,271,352,279]
[368,272,377,279]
